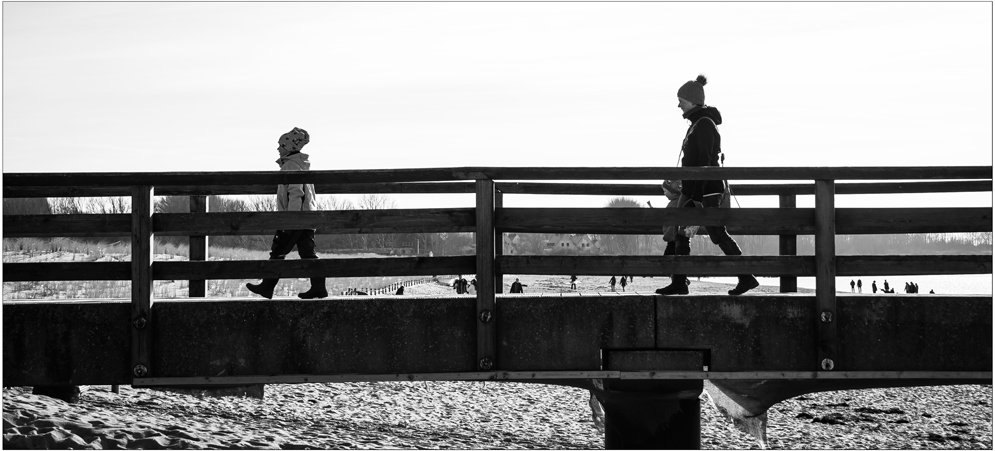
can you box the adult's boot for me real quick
[717,240,760,295]
[298,278,328,299]
[729,275,760,295]
[656,275,690,295]
[246,278,278,299]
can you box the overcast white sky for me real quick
[2,2,992,209]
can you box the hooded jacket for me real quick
[275,152,317,212]
[679,106,726,202]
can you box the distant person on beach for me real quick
[857,279,863,293]
[247,127,327,300]
[570,275,577,290]
[913,282,919,293]
[619,275,627,292]
[609,276,617,292]
[883,280,890,292]
[510,278,524,293]
[395,286,404,295]
[850,280,855,292]
[872,281,878,294]
[656,74,759,296]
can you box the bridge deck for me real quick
[4,293,991,387]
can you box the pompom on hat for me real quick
[279,127,310,153]
[677,74,708,105]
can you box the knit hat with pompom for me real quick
[279,127,310,153]
[677,74,708,105]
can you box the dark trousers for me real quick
[671,196,742,280]
[270,229,318,261]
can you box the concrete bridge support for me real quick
[596,380,703,449]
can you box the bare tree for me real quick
[603,197,641,255]
[358,194,397,210]
[48,197,85,215]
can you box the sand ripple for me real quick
[3,382,992,449]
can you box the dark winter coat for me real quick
[679,106,726,202]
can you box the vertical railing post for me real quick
[814,180,837,371]
[189,195,209,297]
[131,186,154,382]
[778,193,798,292]
[475,179,497,371]
[494,190,504,294]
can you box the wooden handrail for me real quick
[3,166,991,188]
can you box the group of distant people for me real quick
[609,275,635,292]
[850,279,930,294]
[453,275,476,294]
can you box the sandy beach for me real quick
[4,275,992,449]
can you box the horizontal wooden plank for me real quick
[6,207,987,238]
[2,262,131,281]
[153,256,476,280]
[4,166,990,188]
[497,180,994,197]
[498,208,815,235]
[2,214,130,237]
[153,209,476,236]
[498,255,815,276]
[499,207,992,235]
[837,208,993,234]
[498,255,992,277]
[835,255,992,276]
[6,180,990,199]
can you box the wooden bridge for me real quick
[3,166,992,448]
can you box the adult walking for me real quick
[247,127,328,299]
[656,75,759,296]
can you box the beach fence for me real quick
[340,277,435,296]
[3,166,992,449]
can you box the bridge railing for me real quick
[3,166,992,377]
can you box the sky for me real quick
[2,2,992,210]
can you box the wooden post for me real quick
[814,180,837,371]
[778,193,798,293]
[475,179,497,371]
[494,190,504,294]
[131,185,154,382]
[189,195,209,297]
